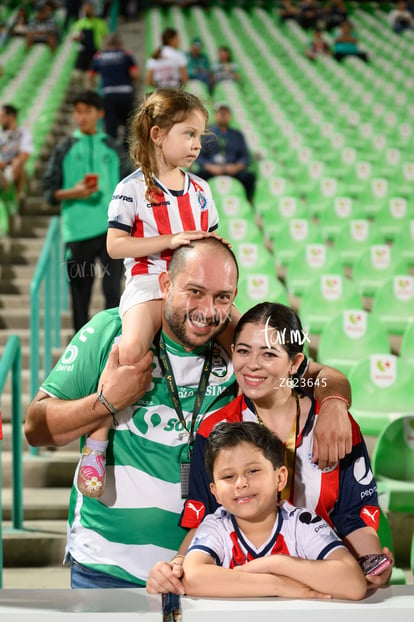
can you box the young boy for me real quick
[43,91,130,333]
[182,422,367,600]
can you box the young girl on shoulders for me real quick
[77,87,235,497]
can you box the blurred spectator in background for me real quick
[145,27,188,89]
[333,20,369,62]
[26,2,60,53]
[64,0,82,30]
[186,37,212,92]
[388,1,413,34]
[72,2,108,79]
[323,0,348,31]
[10,7,29,38]
[278,0,300,23]
[298,0,322,30]
[211,45,240,87]
[0,104,33,200]
[305,29,331,60]
[43,91,127,332]
[196,102,256,203]
[89,32,139,148]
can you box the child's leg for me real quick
[216,304,241,356]
[77,300,162,498]
[119,300,163,365]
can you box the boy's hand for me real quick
[168,230,211,249]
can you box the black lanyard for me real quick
[157,333,213,458]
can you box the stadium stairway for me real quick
[0,17,145,588]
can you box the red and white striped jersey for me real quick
[187,501,344,569]
[108,169,219,282]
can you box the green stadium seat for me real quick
[352,245,410,298]
[273,218,323,268]
[232,241,275,276]
[219,216,262,245]
[348,354,413,436]
[300,275,364,336]
[334,219,384,268]
[208,175,246,199]
[358,178,391,218]
[377,509,407,585]
[393,220,414,267]
[216,194,253,219]
[319,197,364,242]
[254,176,295,217]
[261,196,308,242]
[400,322,414,366]
[375,197,413,242]
[235,273,289,315]
[306,177,345,218]
[317,309,390,375]
[372,416,414,513]
[285,244,344,298]
[371,275,414,335]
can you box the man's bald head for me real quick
[168,237,239,285]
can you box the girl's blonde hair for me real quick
[129,88,208,200]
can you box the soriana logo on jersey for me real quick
[343,310,367,338]
[370,355,397,388]
[371,245,390,269]
[289,219,308,241]
[350,219,369,241]
[247,275,268,299]
[393,275,413,301]
[306,244,325,268]
[321,275,342,300]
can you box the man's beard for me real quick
[164,299,230,349]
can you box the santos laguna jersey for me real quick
[181,393,380,539]
[40,308,236,585]
[108,169,218,283]
[188,502,345,568]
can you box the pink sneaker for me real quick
[77,446,106,498]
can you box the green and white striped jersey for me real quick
[41,308,236,585]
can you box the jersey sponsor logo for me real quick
[182,499,205,528]
[360,505,380,530]
[56,345,78,371]
[78,327,95,343]
[353,456,374,486]
[361,486,377,500]
[146,200,171,208]
[299,511,323,525]
[211,350,227,378]
[112,193,133,202]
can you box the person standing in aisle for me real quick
[43,90,129,333]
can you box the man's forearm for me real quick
[24,391,112,447]
[306,361,351,405]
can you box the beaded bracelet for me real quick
[93,386,119,427]
[319,394,351,408]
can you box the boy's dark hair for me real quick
[2,104,18,117]
[205,421,284,482]
[72,90,104,110]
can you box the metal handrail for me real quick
[29,216,67,455]
[0,335,23,588]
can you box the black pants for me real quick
[65,234,123,333]
[103,92,135,147]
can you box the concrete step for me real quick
[0,327,73,348]
[0,424,81,453]
[0,308,73,330]
[2,488,72,521]
[1,450,79,488]
[2,520,68,567]
[2,565,70,588]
